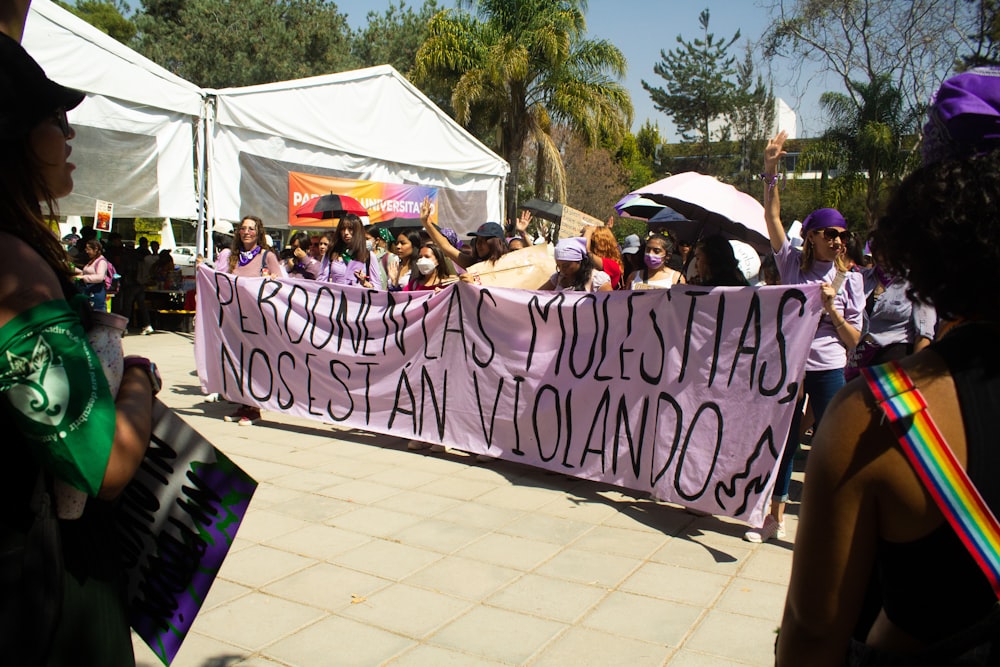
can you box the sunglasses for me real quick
[53,108,71,138]
[818,228,851,241]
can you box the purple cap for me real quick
[923,67,1000,165]
[801,208,846,233]
[554,237,588,262]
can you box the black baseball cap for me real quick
[0,33,84,139]
[468,222,504,239]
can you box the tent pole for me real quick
[195,98,208,259]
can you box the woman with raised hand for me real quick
[585,225,624,289]
[745,130,865,544]
[418,196,508,280]
[778,67,1000,666]
[0,23,158,664]
[318,213,382,289]
[541,237,613,293]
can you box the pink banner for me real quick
[194,269,822,526]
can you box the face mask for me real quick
[366,240,374,251]
[644,253,665,269]
[415,257,437,276]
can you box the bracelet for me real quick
[759,172,784,189]
[123,355,162,395]
[834,318,848,329]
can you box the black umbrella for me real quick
[294,193,368,221]
[520,198,564,223]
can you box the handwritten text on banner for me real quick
[195,269,822,526]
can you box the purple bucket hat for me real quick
[922,66,1000,165]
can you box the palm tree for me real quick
[820,74,919,227]
[414,0,632,215]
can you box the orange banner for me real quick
[288,172,438,227]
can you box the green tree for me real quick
[642,9,740,173]
[351,1,441,76]
[414,0,632,214]
[132,0,359,88]
[961,0,1000,69]
[763,0,979,125]
[56,1,136,43]
[731,44,775,189]
[820,74,917,226]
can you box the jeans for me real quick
[773,368,845,503]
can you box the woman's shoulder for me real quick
[0,233,64,327]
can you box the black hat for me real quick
[467,222,504,240]
[0,32,84,139]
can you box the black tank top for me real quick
[877,322,1000,639]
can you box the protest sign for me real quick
[466,244,556,290]
[195,269,821,526]
[117,400,257,665]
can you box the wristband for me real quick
[123,355,162,395]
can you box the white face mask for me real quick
[366,239,374,251]
[415,257,437,276]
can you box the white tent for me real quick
[22,0,203,219]
[22,0,510,243]
[210,67,509,232]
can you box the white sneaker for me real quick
[141,325,154,335]
[743,516,786,543]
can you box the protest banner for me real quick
[194,269,822,526]
[288,172,437,226]
[117,400,257,665]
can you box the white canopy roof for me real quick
[22,1,509,233]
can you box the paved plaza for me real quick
[125,331,798,667]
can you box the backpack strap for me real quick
[259,249,268,276]
[862,361,1000,599]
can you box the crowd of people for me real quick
[4,0,1000,660]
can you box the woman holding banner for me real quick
[541,238,613,293]
[216,215,283,425]
[746,131,865,543]
[319,213,382,289]
[0,17,157,664]
[405,243,457,292]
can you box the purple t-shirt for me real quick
[774,239,865,371]
[318,253,383,290]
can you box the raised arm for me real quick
[764,131,788,254]
[419,196,472,268]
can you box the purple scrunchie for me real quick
[923,67,1000,166]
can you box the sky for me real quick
[330,0,838,139]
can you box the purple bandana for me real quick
[237,245,262,267]
[923,67,1000,165]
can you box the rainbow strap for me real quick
[863,361,1000,600]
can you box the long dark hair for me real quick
[227,215,270,274]
[472,236,508,264]
[330,214,369,264]
[396,229,423,276]
[696,235,747,286]
[565,254,597,292]
[0,125,76,280]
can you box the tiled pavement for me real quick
[125,331,798,667]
